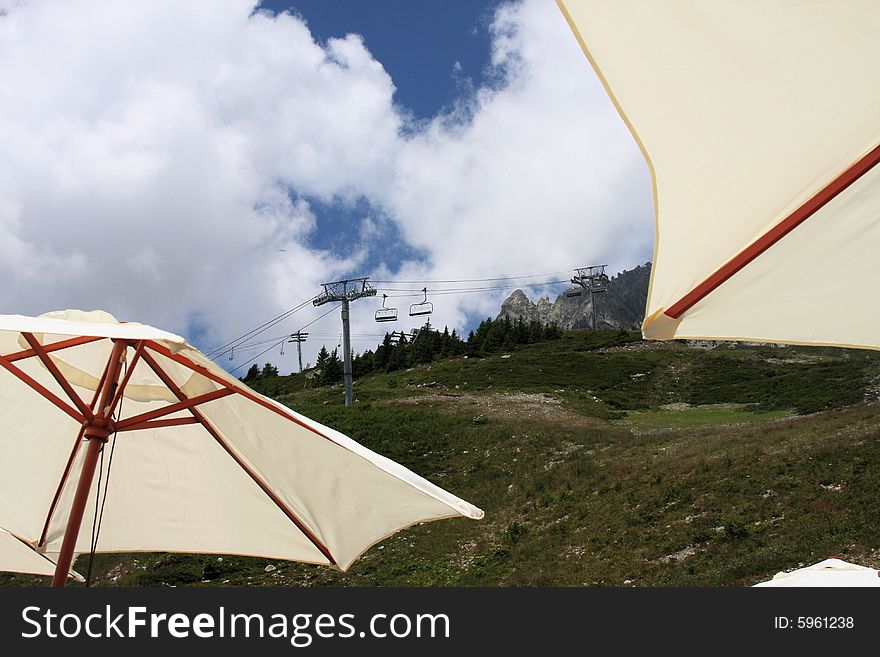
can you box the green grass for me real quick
[5,330,880,588]
[620,404,792,432]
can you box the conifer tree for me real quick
[243,363,261,382]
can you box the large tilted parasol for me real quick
[0,527,81,581]
[558,0,880,588]
[0,310,482,586]
[558,0,880,349]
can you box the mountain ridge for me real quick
[497,262,651,330]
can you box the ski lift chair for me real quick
[409,287,433,317]
[375,294,398,322]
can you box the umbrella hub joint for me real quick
[82,418,113,443]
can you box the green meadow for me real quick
[5,330,879,587]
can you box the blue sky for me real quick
[0,0,653,373]
[263,1,498,120]
[259,0,501,291]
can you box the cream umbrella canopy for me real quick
[0,310,483,587]
[754,557,880,587]
[0,527,82,581]
[557,0,880,349]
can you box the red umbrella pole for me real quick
[51,340,127,588]
[50,428,107,587]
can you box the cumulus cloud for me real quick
[382,0,651,327]
[0,0,652,373]
[0,0,396,339]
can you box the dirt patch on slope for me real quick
[388,391,599,429]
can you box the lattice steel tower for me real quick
[313,278,376,406]
[571,265,610,330]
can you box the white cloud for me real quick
[0,0,397,345]
[0,0,652,373]
[383,0,652,330]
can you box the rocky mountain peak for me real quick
[497,263,651,330]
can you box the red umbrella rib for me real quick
[665,142,880,319]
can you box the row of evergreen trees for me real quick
[298,316,562,387]
[241,361,278,383]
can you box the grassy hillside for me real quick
[5,330,880,587]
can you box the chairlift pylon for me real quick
[375,294,398,323]
[409,287,433,317]
[565,287,583,298]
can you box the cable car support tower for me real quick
[314,278,376,407]
[288,331,308,373]
[570,265,610,330]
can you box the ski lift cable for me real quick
[230,331,384,370]
[207,298,312,357]
[223,319,429,353]
[376,278,570,293]
[381,279,571,298]
[370,270,574,284]
[376,278,571,293]
[307,332,389,338]
[297,305,338,331]
[226,307,335,374]
[206,294,319,358]
[213,303,337,362]
[229,339,286,375]
[223,341,283,355]
[219,334,293,352]
[214,332,294,360]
